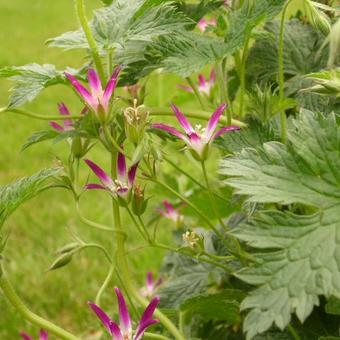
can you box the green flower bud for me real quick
[132,186,149,216]
[48,253,73,271]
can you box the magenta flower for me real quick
[141,272,163,298]
[158,200,181,224]
[84,150,138,200]
[65,66,122,117]
[152,103,240,160]
[20,330,48,340]
[197,18,217,32]
[178,69,216,96]
[89,287,160,340]
[49,103,88,132]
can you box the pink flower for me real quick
[141,272,163,298]
[84,149,138,201]
[178,69,216,96]
[197,18,217,32]
[152,103,240,160]
[65,66,122,118]
[20,330,48,340]
[158,200,181,224]
[49,103,88,132]
[89,287,160,340]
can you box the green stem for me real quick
[287,324,301,340]
[110,154,185,340]
[80,243,112,264]
[186,76,206,110]
[163,156,229,204]
[144,333,171,340]
[239,33,251,118]
[216,61,232,125]
[0,266,80,340]
[147,107,246,127]
[0,107,82,120]
[75,0,105,82]
[201,161,227,230]
[278,0,293,143]
[95,263,115,305]
[103,123,126,155]
[126,206,149,241]
[152,178,229,248]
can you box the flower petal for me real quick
[197,18,207,32]
[65,73,96,109]
[211,125,240,140]
[128,163,138,187]
[84,159,114,188]
[88,68,103,97]
[204,103,227,140]
[102,65,123,111]
[152,123,188,143]
[117,151,127,183]
[84,183,107,190]
[49,121,64,132]
[163,200,175,214]
[177,84,194,93]
[209,69,216,84]
[58,103,70,116]
[146,272,154,290]
[134,296,160,340]
[20,333,32,340]
[114,287,132,337]
[109,321,123,340]
[88,301,112,333]
[39,330,48,340]
[170,103,194,135]
[198,74,207,91]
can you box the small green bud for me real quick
[132,186,149,216]
[56,242,81,254]
[48,253,73,271]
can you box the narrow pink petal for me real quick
[58,103,70,116]
[114,287,132,337]
[146,272,154,290]
[88,301,112,333]
[188,132,201,143]
[155,278,163,288]
[204,104,227,140]
[49,121,64,132]
[152,123,188,142]
[117,151,127,183]
[163,200,175,214]
[128,163,138,187]
[211,125,240,140]
[177,84,194,93]
[209,69,216,84]
[170,103,194,135]
[20,333,32,340]
[102,65,123,111]
[84,159,114,188]
[198,74,207,90]
[84,183,107,190]
[133,320,159,340]
[88,69,103,96]
[39,330,48,340]
[109,321,123,340]
[63,119,73,129]
[134,296,160,340]
[65,72,96,109]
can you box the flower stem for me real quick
[75,0,105,83]
[95,263,115,305]
[278,0,293,143]
[186,76,206,110]
[239,32,251,118]
[287,324,301,340]
[200,161,227,230]
[0,265,80,340]
[216,60,232,125]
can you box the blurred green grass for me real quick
[0,1,173,338]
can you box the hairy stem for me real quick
[0,266,80,340]
[216,60,232,125]
[239,32,251,117]
[278,0,293,143]
[75,0,105,82]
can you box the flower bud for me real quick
[48,253,73,271]
[132,186,148,216]
[124,99,149,144]
[56,242,81,254]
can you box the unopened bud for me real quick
[132,186,149,216]
[48,253,73,271]
[56,242,80,254]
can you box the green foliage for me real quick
[159,252,224,308]
[21,130,59,151]
[180,289,245,324]
[325,296,340,316]
[0,64,67,108]
[0,168,61,229]
[220,111,340,339]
